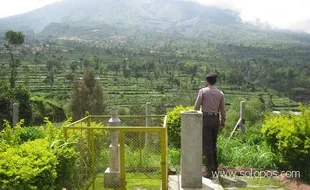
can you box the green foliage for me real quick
[0,119,79,190]
[0,82,33,126]
[168,147,181,167]
[4,30,24,46]
[0,120,23,147]
[225,98,266,135]
[31,96,66,125]
[20,126,45,143]
[166,106,193,148]
[51,140,78,190]
[13,85,33,125]
[218,128,278,169]
[262,108,310,180]
[0,139,57,190]
[71,69,106,120]
[4,30,24,88]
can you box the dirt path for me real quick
[276,174,310,190]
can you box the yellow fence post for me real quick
[160,128,168,190]
[64,115,168,190]
[139,117,143,167]
[91,128,96,190]
[120,130,126,190]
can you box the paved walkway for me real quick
[168,175,224,190]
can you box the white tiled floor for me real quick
[168,175,224,190]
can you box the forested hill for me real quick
[1,0,310,45]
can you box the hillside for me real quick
[0,0,309,113]
[1,0,310,44]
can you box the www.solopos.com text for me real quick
[210,169,301,178]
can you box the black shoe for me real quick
[202,172,213,179]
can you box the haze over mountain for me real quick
[0,0,310,44]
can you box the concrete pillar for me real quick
[13,103,19,127]
[240,101,246,133]
[145,102,151,148]
[145,102,151,127]
[181,110,203,188]
[104,108,121,188]
[229,101,246,139]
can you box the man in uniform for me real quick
[194,73,226,178]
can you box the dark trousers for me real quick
[202,115,219,172]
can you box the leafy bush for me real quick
[0,119,79,190]
[262,108,310,180]
[0,139,57,190]
[166,106,193,148]
[168,148,181,167]
[52,141,78,190]
[0,120,23,146]
[20,126,45,142]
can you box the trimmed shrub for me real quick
[166,106,193,148]
[0,119,79,190]
[0,139,57,190]
[262,108,310,180]
[52,141,78,190]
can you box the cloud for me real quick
[191,0,310,32]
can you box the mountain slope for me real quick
[0,0,240,33]
[0,0,309,44]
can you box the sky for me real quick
[0,0,309,32]
[0,0,61,18]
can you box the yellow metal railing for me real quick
[64,115,168,190]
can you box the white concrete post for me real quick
[229,101,246,139]
[145,102,151,147]
[145,102,151,127]
[104,108,121,188]
[181,110,203,188]
[240,101,246,133]
[13,103,19,127]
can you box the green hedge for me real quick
[166,106,193,148]
[0,139,57,190]
[0,119,77,190]
[262,108,310,180]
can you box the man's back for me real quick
[194,86,226,119]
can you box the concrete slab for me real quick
[168,175,224,190]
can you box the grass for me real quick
[218,131,278,169]
[88,173,161,190]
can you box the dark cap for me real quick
[206,73,217,79]
[206,73,217,85]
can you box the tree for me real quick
[71,70,106,120]
[227,70,244,85]
[45,58,61,89]
[4,30,25,88]
[0,81,32,127]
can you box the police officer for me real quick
[194,73,226,178]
